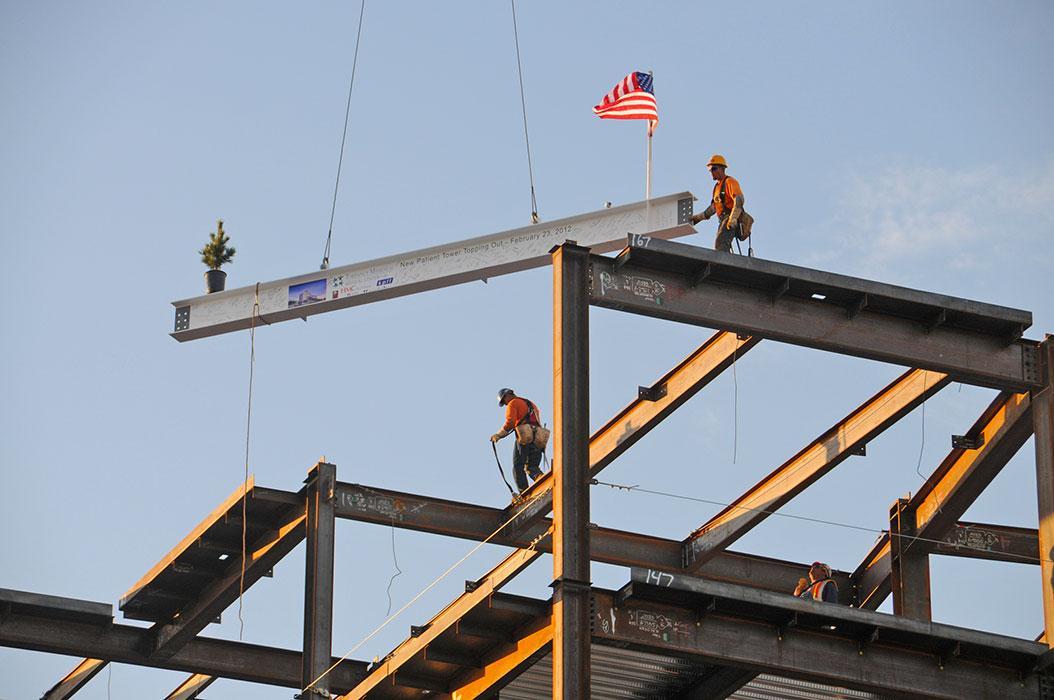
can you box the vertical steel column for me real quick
[1034,336,1054,645]
[551,243,591,698]
[302,461,336,695]
[889,498,932,621]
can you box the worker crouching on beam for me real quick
[690,154,754,253]
[491,388,549,493]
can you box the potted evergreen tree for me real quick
[200,219,236,293]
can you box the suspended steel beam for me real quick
[1033,336,1054,645]
[550,242,591,698]
[40,658,106,699]
[599,571,1045,700]
[162,674,215,700]
[589,237,1040,390]
[853,391,1034,609]
[169,194,695,342]
[683,368,950,573]
[331,481,850,594]
[337,548,542,700]
[507,330,759,535]
[0,606,367,692]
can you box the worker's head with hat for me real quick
[497,388,515,406]
[707,154,728,181]
[809,561,832,581]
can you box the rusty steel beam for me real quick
[683,368,949,572]
[889,498,932,621]
[302,462,336,694]
[1,609,366,692]
[551,242,591,698]
[332,481,848,595]
[853,390,1034,609]
[162,674,215,700]
[507,330,759,534]
[448,614,553,699]
[150,506,307,657]
[934,522,1039,563]
[40,658,107,699]
[588,240,1038,390]
[1034,336,1054,645]
[337,548,542,700]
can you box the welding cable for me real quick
[590,478,1051,565]
[321,0,367,270]
[510,0,539,224]
[299,488,550,695]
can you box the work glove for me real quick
[726,213,739,230]
[490,432,506,443]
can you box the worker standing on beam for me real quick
[491,388,548,493]
[793,561,839,603]
[691,154,753,252]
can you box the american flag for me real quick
[593,71,658,131]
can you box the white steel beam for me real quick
[170,193,696,341]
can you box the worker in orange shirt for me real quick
[690,154,753,253]
[491,388,545,493]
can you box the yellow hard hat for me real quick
[707,154,728,168]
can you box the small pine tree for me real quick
[200,220,236,270]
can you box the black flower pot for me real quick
[205,269,227,294]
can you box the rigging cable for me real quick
[590,478,1049,565]
[321,0,368,270]
[510,0,539,224]
[300,488,549,695]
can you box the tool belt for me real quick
[722,210,754,241]
[514,423,551,450]
[514,399,550,449]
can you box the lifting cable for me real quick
[321,0,367,270]
[590,478,1051,566]
[510,0,539,224]
[237,284,261,640]
[299,487,550,696]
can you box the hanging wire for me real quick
[321,0,367,270]
[385,518,403,617]
[300,488,550,695]
[237,284,261,640]
[914,373,928,481]
[731,341,739,464]
[510,0,539,224]
[590,478,1050,565]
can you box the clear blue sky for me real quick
[2,2,1052,697]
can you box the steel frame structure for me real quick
[8,237,1053,699]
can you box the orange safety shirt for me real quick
[711,176,743,217]
[502,397,541,432]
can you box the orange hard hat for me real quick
[707,154,728,168]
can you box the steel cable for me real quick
[510,0,539,223]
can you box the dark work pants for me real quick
[512,441,543,491]
[714,219,740,253]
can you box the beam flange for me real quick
[449,616,553,700]
[302,462,336,694]
[1034,336,1054,645]
[683,368,949,573]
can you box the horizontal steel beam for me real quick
[507,330,758,535]
[0,611,366,692]
[589,240,1039,390]
[170,194,695,341]
[853,391,1033,609]
[684,368,949,573]
[934,522,1039,564]
[596,570,1045,700]
[332,483,849,595]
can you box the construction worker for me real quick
[690,154,752,253]
[491,388,545,493]
[793,561,839,603]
